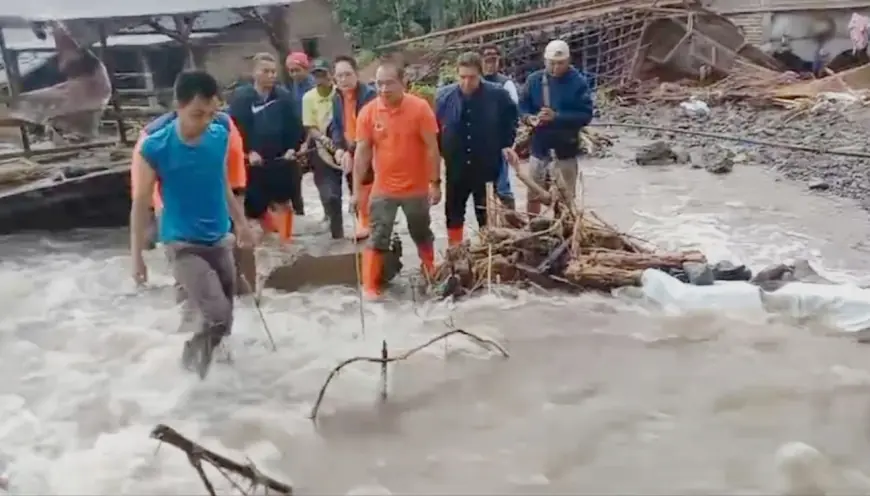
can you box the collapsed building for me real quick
[377,0,785,87]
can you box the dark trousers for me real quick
[312,153,345,238]
[289,161,304,215]
[244,158,300,219]
[369,195,434,251]
[445,174,487,229]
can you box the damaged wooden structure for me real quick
[0,0,347,158]
[0,0,349,236]
[380,0,783,87]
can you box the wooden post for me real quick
[139,49,159,108]
[96,21,129,145]
[0,29,31,154]
[172,16,195,69]
[380,340,388,401]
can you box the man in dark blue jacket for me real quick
[436,52,518,246]
[228,52,305,244]
[519,39,593,215]
[331,55,377,240]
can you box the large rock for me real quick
[683,261,715,286]
[635,141,678,166]
[712,260,752,281]
[751,258,833,291]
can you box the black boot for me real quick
[326,198,344,239]
[182,324,227,379]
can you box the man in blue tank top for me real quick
[129,70,255,379]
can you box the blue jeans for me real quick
[495,156,513,199]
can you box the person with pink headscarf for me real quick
[285,52,315,108]
[280,51,315,216]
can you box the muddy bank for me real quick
[598,102,870,209]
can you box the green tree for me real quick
[331,0,554,49]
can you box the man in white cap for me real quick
[518,39,594,215]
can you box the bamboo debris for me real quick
[431,196,705,296]
[616,63,870,109]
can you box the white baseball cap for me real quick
[544,40,570,61]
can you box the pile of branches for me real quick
[431,188,705,296]
[612,66,818,109]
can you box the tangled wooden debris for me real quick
[615,62,870,111]
[150,424,293,496]
[309,329,509,421]
[430,187,706,297]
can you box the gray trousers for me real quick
[368,195,434,251]
[164,235,236,339]
[528,155,581,201]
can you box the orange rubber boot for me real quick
[354,183,373,240]
[417,242,435,279]
[361,248,384,299]
[260,212,278,233]
[447,227,463,247]
[276,208,294,243]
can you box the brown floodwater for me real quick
[3,134,870,495]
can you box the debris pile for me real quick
[430,194,706,297]
[382,0,781,89]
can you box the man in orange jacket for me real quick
[353,61,441,299]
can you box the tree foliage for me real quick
[331,0,555,49]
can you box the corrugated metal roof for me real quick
[2,28,217,50]
[0,0,301,22]
[120,10,244,33]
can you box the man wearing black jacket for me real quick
[228,52,305,243]
[435,52,519,246]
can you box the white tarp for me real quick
[640,268,870,333]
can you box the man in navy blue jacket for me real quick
[228,52,305,243]
[331,55,377,240]
[519,39,593,215]
[436,52,519,246]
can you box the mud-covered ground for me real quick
[598,102,870,210]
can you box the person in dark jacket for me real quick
[331,55,377,240]
[519,39,594,215]
[285,52,315,110]
[284,51,314,215]
[480,44,519,210]
[436,52,518,246]
[228,52,305,244]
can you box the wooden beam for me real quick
[139,49,159,108]
[97,22,130,146]
[0,139,120,161]
[0,32,30,154]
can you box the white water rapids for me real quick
[4,136,870,494]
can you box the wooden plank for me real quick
[0,139,121,161]
[98,22,130,146]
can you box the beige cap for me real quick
[544,39,570,61]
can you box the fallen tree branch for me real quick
[150,424,293,495]
[309,329,509,421]
[590,121,870,159]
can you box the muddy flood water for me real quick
[4,133,870,495]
